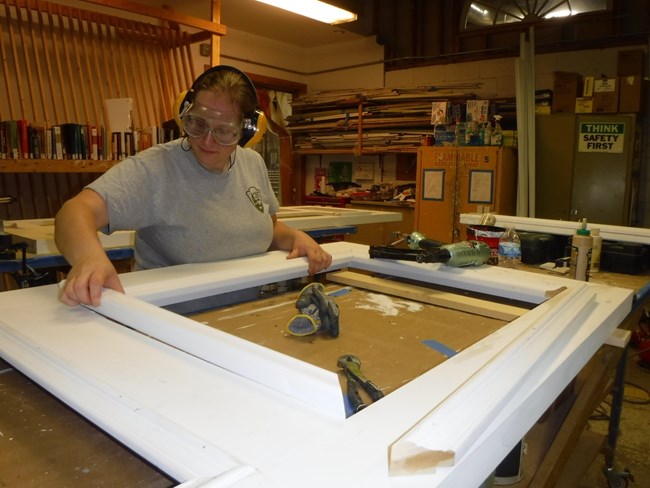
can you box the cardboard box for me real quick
[619,75,644,113]
[465,100,489,122]
[592,77,618,113]
[575,97,593,113]
[583,76,594,97]
[551,72,582,113]
[617,49,645,76]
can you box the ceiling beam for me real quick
[79,0,227,36]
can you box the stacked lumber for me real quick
[287,84,481,152]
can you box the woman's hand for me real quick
[270,217,332,275]
[285,231,332,275]
[58,254,124,307]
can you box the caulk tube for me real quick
[570,218,593,281]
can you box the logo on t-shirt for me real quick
[246,186,264,212]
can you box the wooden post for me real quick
[128,18,154,128]
[45,0,70,122]
[21,2,45,124]
[77,9,101,125]
[35,0,59,125]
[4,2,28,120]
[55,3,80,122]
[68,8,90,123]
[211,0,220,65]
[0,4,16,120]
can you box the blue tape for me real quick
[422,339,457,358]
[328,287,352,297]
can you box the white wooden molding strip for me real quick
[388,283,594,475]
[460,213,650,244]
[346,242,562,305]
[438,285,631,487]
[122,249,355,306]
[0,325,252,482]
[276,205,402,229]
[326,269,528,321]
[87,289,347,419]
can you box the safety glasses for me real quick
[180,103,243,146]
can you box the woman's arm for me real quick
[54,188,124,306]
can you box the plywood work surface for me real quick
[190,282,508,397]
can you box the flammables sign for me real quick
[578,122,625,153]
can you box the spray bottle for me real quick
[491,115,503,146]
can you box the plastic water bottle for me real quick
[498,228,521,269]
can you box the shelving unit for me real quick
[288,85,481,156]
[0,0,224,220]
[0,159,120,173]
[287,85,483,204]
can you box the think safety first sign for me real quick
[578,122,625,153]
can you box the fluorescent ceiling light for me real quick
[256,0,357,25]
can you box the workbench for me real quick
[0,242,636,487]
[0,206,401,290]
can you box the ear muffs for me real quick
[244,110,267,148]
[173,90,187,130]
[178,65,265,147]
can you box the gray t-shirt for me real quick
[88,140,279,270]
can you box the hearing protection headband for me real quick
[179,65,261,147]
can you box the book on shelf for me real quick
[28,125,46,159]
[0,122,6,159]
[16,119,29,158]
[89,125,99,160]
[0,117,173,161]
[52,125,63,159]
[60,123,83,159]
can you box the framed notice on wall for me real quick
[468,170,494,204]
[422,169,445,201]
[354,163,374,180]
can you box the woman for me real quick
[55,65,331,307]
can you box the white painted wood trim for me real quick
[388,283,593,474]
[460,213,650,244]
[87,289,346,419]
[0,323,252,482]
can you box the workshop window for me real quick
[463,0,609,29]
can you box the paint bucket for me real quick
[466,225,505,265]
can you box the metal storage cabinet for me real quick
[535,114,637,225]
[415,146,517,243]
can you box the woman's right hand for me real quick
[55,188,124,307]
[58,254,125,307]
